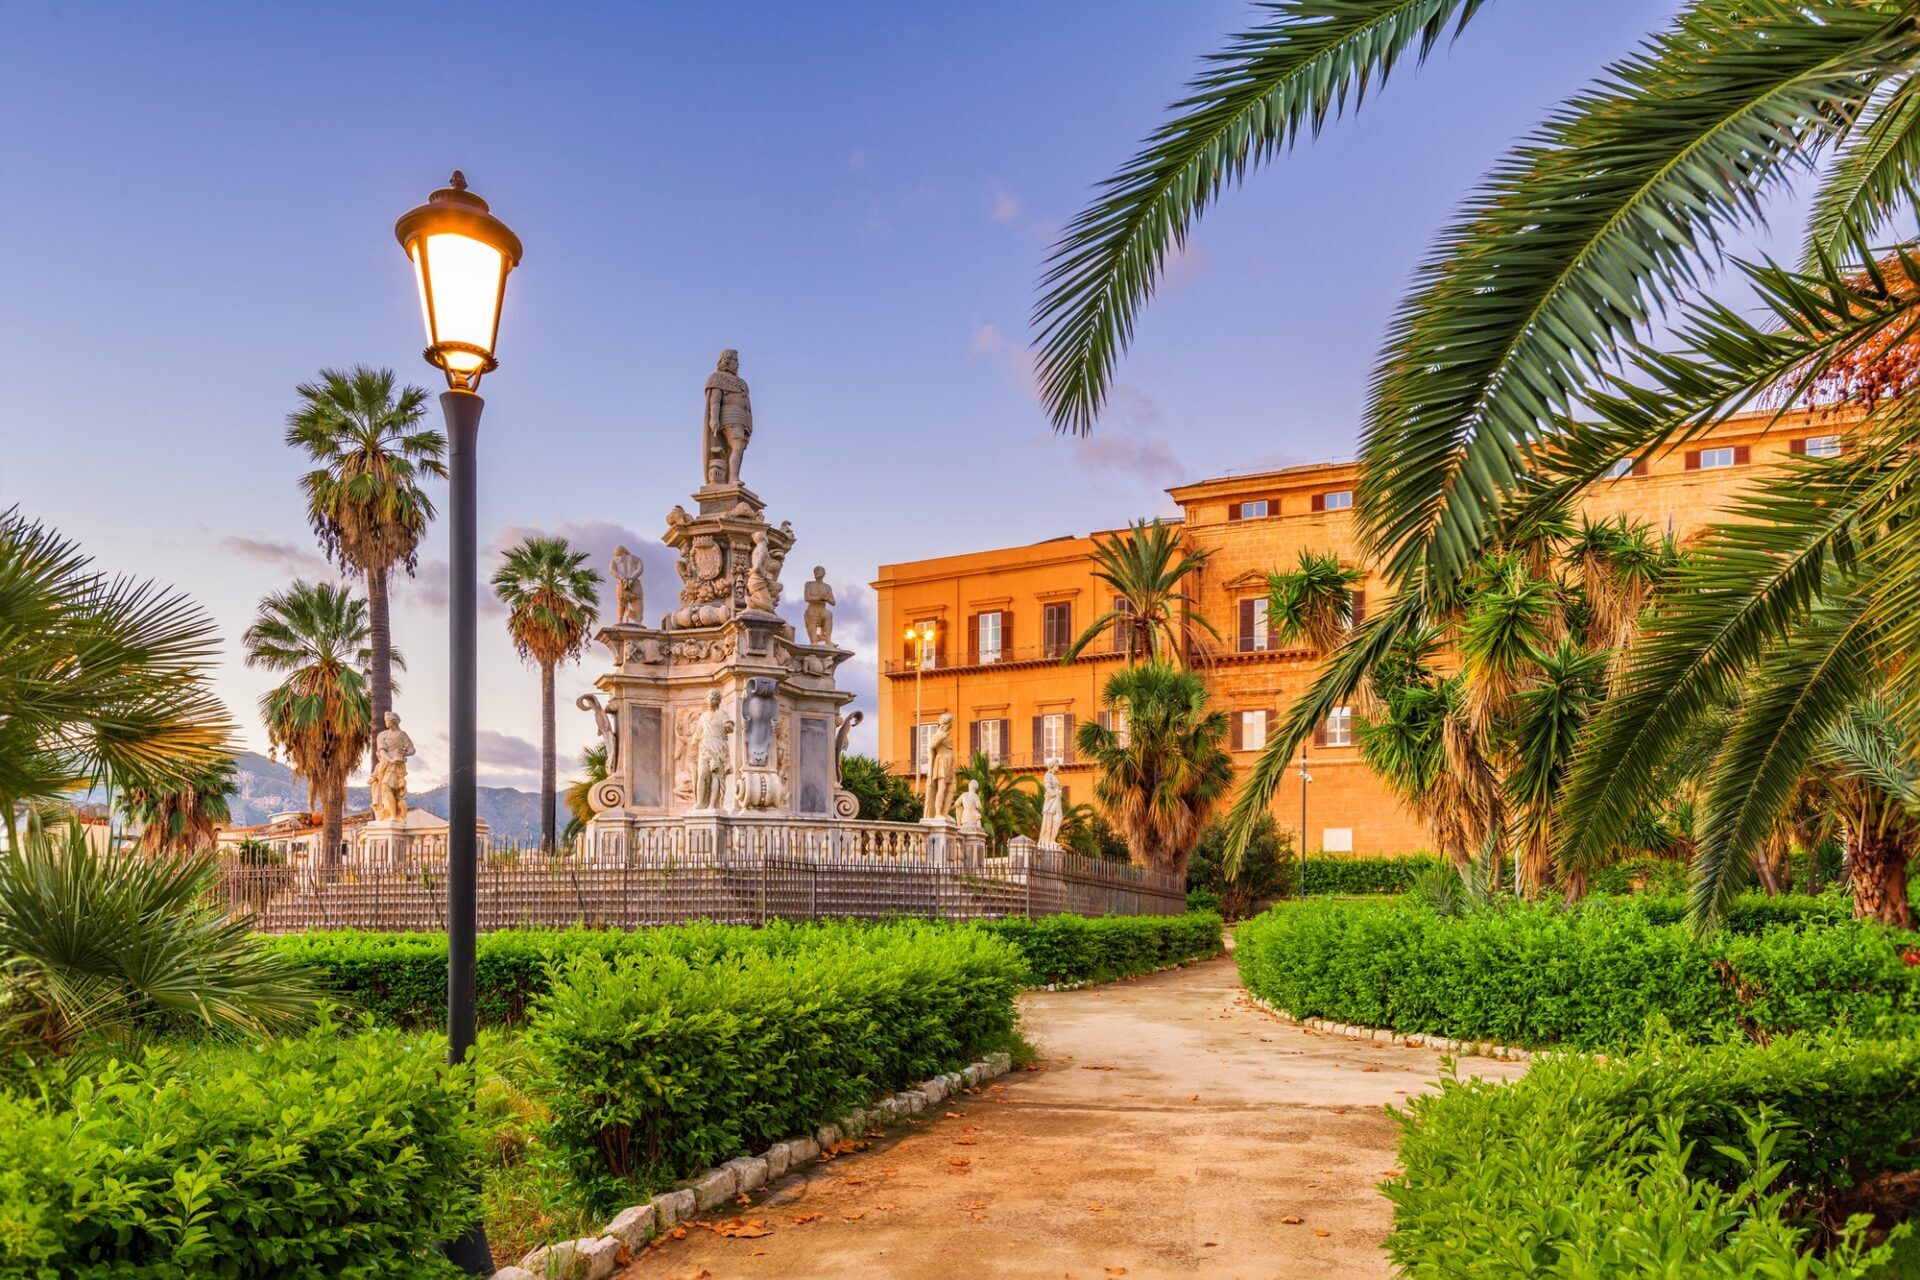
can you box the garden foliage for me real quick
[1388,1034,1920,1275]
[276,913,1225,1028]
[0,1015,476,1278]
[1236,899,1920,1049]
[526,924,1024,1206]
[1299,853,1443,896]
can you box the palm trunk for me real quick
[541,661,557,853]
[321,778,344,877]
[1850,826,1913,928]
[368,566,392,772]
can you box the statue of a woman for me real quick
[1037,764,1064,848]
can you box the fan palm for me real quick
[0,820,319,1056]
[244,581,374,873]
[116,757,236,856]
[1076,662,1233,877]
[285,366,444,769]
[492,537,601,852]
[956,752,1042,853]
[0,508,232,848]
[1038,3,1920,896]
[1064,519,1218,662]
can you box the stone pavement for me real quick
[617,954,1526,1279]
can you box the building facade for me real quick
[872,406,1857,854]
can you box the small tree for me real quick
[1077,662,1233,878]
[840,755,923,823]
[1187,814,1297,920]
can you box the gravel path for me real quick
[617,954,1525,1279]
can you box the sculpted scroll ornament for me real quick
[575,693,619,772]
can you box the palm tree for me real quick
[285,367,444,769]
[562,743,608,849]
[1265,550,1362,655]
[1064,519,1218,662]
[1075,662,1233,878]
[492,537,601,852]
[1031,2,1920,910]
[116,757,236,856]
[0,509,232,849]
[956,752,1042,853]
[243,581,374,873]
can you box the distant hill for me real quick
[230,751,546,845]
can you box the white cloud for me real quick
[987,183,1024,225]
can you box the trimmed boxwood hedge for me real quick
[1300,853,1443,895]
[528,923,1024,1207]
[0,1017,477,1278]
[1236,898,1920,1049]
[272,912,1225,1029]
[1388,1034,1920,1275]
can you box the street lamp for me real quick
[1297,745,1312,897]
[395,170,521,1278]
[905,622,935,793]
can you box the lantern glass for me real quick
[413,233,506,372]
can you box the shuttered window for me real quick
[1035,712,1074,764]
[1042,602,1072,658]
[972,717,1007,765]
[973,611,1004,663]
[1238,596,1270,652]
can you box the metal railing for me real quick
[212,827,1186,934]
[882,643,1129,676]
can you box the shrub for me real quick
[278,913,1225,1028]
[979,911,1222,984]
[1388,1034,1920,1275]
[527,924,1023,1206]
[1187,816,1297,919]
[1300,852,1442,895]
[1235,899,1920,1049]
[0,1016,477,1277]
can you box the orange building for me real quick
[872,406,1858,854]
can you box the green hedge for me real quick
[274,913,1224,1028]
[0,1017,476,1278]
[528,923,1023,1208]
[1388,1034,1920,1275]
[1236,899,1920,1049]
[1300,853,1443,895]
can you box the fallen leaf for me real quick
[842,1211,864,1222]
[841,1176,865,1186]
[1361,1066,1379,1073]
[1106,1268,1128,1276]
[876,1202,899,1210]
[970,1211,988,1221]
[670,1227,687,1239]
[958,1201,987,1211]
[945,1110,963,1118]
[954,1136,977,1146]
[1313,1229,1331,1237]
[1085,1202,1104,1211]
[1382,1170,1404,1178]
[749,1250,767,1257]
[1188,1094,1200,1101]
[709,1218,772,1239]
[790,1213,823,1225]
[1080,1065,1119,1072]
[1280,1215,1304,1225]
[948,1157,972,1167]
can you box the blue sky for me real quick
[3,1,1712,787]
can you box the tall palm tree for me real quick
[492,537,601,852]
[0,508,232,849]
[1064,519,1217,662]
[1075,662,1233,877]
[243,582,374,872]
[116,757,236,856]
[285,367,444,769]
[1031,1,1920,900]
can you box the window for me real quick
[912,722,936,772]
[975,717,1006,765]
[1238,710,1268,752]
[1238,596,1270,652]
[1604,456,1638,480]
[1040,713,1069,763]
[1042,602,1073,659]
[1238,499,1269,519]
[906,621,938,669]
[1110,594,1136,654]
[1324,705,1354,748]
[1804,434,1842,458]
[977,611,1003,663]
[1098,708,1131,746]
[1698,446,1736,469]
[1317,490,1353,512]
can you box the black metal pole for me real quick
[440,386,493,1276]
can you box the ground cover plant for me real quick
[1387,1033,1920,1276]
[1235,897,1920,1050]
[273,911,1225,1027]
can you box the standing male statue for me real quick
[370,712,415,821]
[1037,763,1064,848]
[610,545,644,626]
[924,711,956,822]
[702,348,753,486]
[803,567,835,645]
[693,689,733,811]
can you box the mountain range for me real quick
[229,751,547,845]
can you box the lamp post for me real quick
[1298,745,1312,897]
[905,621,935,794]
[394,170,522,1278]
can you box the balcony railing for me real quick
[891,750,1084,775]
[883,642,1129,677]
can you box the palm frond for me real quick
[1807,76,1920,265]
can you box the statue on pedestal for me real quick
[803,567,835,645]
[954,779,984,829]
[611,546,644,626]
[702,348,753,486]
[370,712,415,821]
[1037,763,1064,848]
[924,711,956,822]
[693,690,732,811]
[746,530,782,613]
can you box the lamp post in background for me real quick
[394,170,522,1277]
[905,621,935,794]
[1298,745,1312,897]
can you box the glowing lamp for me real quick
[393,171,523,389]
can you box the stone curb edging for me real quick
[1242,993,1534,1063]
[1038,949,1226,992]
[497,1050,1017,1280]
